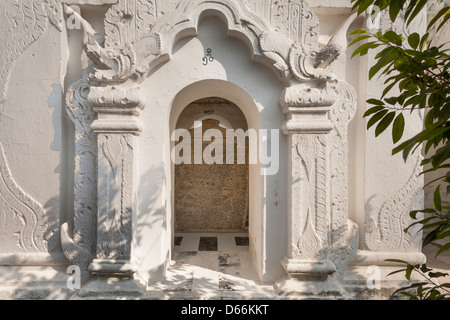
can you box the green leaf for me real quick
[367,98,384,105]
[408,32,420,49]
[405,264,414,280]
[406,0,428,26]
[367,110,388,129]
[392,136,417,161]
[389,0,405,22]
[392,113,405,144]
[387,268,408,277]
[382,82,397,99]
[434,185,442,211]
[437,230,450,240]
[420,33,429,51]
[352,42,380,58]
[349,28,369,36]
[436,242,450,257]
[437,12,450,32]
[385,259,408,264]
[423,228,440,247]
[356,0,375,15]
[404,0,420,21]
[432,143,450,168]
[369,48,399,79]
[364,105,385,117]
[383,31,403,46]
[427,6,450,31]
[348,34,372,47]
[422,221,448,230]
[384,97,398,105]
[375,112,396,137]
[405,216,442,233]
[393,125,450,160]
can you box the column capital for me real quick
[281,84,335,135]
[88,85,144,135]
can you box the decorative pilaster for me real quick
[276,84,345,297]
[87,85,143,277]
[62,78,97,283]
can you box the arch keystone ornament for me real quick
[63,0,359,297]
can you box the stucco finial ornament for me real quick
[280,10,363,84]
[64,5,144,84]
[314,12,359,69]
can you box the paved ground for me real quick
[146,233,278,299]
[144,232,450,300]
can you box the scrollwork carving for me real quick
[43,0,63,31]
[328,81,357,246]
[292,134,328,261]
[97,134,134,261]
[62,79,97,265]
[366,156,423,252]
[1,0,48,110]
[269,0,319,48]
[0,143,47,253]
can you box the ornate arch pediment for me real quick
[72,0,336,86]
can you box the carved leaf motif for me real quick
[269,0,319,48]
[328,81,357,243]
[296,210,322,259]
[1,0,48,107]
[315,135,328,242]
[43,0,63,31]
[365,156,423,252]
[0,143,47,253]
[136,0,158,39]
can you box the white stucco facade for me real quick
[0,0,447,300]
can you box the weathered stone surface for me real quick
[175,117,249,233]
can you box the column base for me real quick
[281,257,337,280]
[275,276,349,299]
[277,258,349,299]
[89,259,137,277]
[72,276,146,300]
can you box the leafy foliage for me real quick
[350,0,450,299]
[385,260,450,300]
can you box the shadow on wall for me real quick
[136,164,168,283]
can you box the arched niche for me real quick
[173,98,249,233]
[169,80,266,280]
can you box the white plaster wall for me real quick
[0,22,63,255]
[136,15,287,283]
[1,29,62,211]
